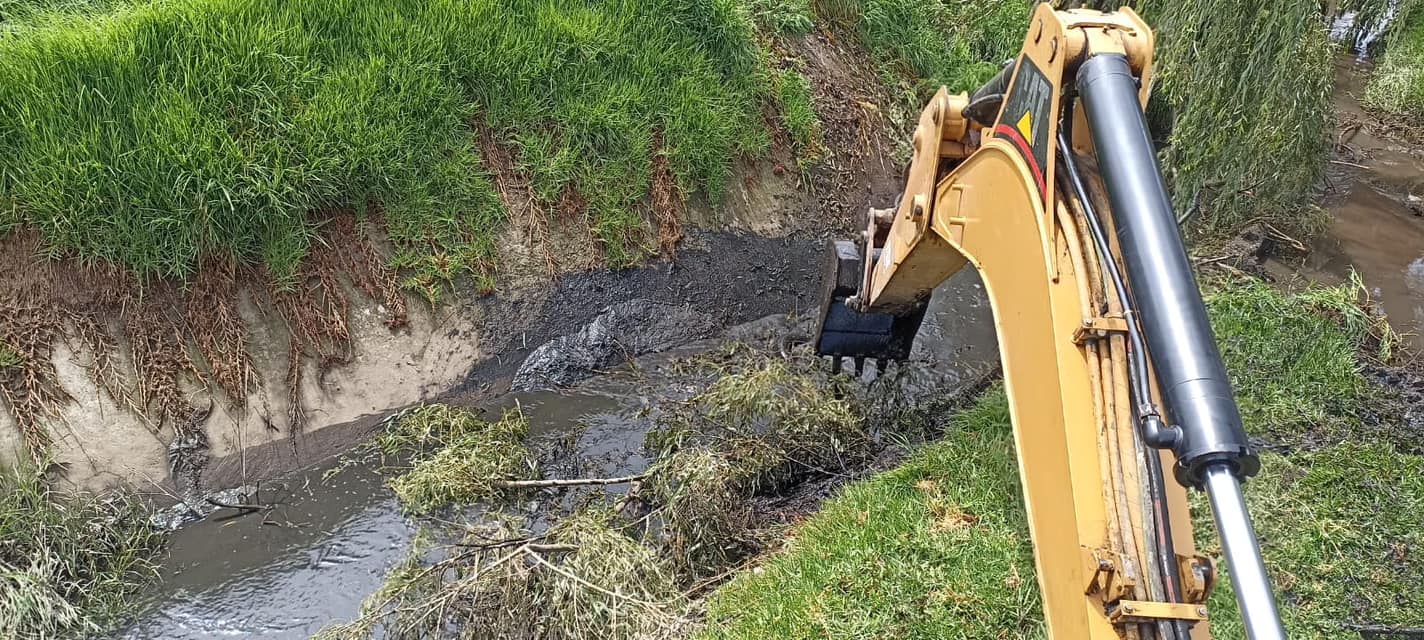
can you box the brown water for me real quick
[116,269,998,639]
[1268,56,1424,351]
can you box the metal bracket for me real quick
[1178,553,1217,604]
[1109,600,1209,625]
[1072,315,1129,344]
[1084,548,1136,604]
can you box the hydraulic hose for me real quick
[1056,131,1186,640]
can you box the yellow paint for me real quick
[851,5,1209,639]
[1017,110,1035,143]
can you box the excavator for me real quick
[813,5,1286,640]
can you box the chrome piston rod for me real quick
[1076,52,1287,639]
[1205,465,1287,640]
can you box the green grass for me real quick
[700,280,1413,638]
[1205,275,1397,447]
[0,0,1035,298]
[811,0,1027,97]
[1141,0,1335,238]
[0,462,162,640]
[1366,4,1424,119]
[0,0,775,293]
[745,0,814,35]
[698,385,1042,640]
[0,343,20,369]
[773,69,824,170]
[1199,444,1424,639]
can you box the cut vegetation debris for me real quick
[314,508,684,640]
[0,462,162,640]
[364,404,533,515]
[322,347,890,638]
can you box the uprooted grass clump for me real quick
[698,385,1044,640]
[316,508,684,640]
[0,462,163,640]
[368,404,533,515]
[1140,0,1335,239]
[648,354,867,575]
[1204,273,1400,448]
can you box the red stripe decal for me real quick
[993,123,1046,201]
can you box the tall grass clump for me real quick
[0,462,162,640]
[1140,0,1336,238]
[1366,4,1424,118]
[0,0,775,292]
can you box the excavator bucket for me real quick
[812,239,928,372]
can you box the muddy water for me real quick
[1268,56,1424,350]
[117,387,631,640]
[118,269,997,639]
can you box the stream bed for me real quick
[115,270,1000,640]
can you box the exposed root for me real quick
[650,134,686,258]
[477,121,559,275]
[0,210,405,464]
[187,257,254,402]
[0,236,73,459]
[123,289,202,430]
[320,214,409,330]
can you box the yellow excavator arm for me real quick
[813,6,1285,640]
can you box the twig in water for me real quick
[493,473,647,489]
[206,497,274,513]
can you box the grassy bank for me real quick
[0,0,1028,298]
[0,463,162,640]
[698,386,1042,640]
[700,278,1420,639]
[0,0,774,292]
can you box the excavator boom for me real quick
[814,7,1286,639]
